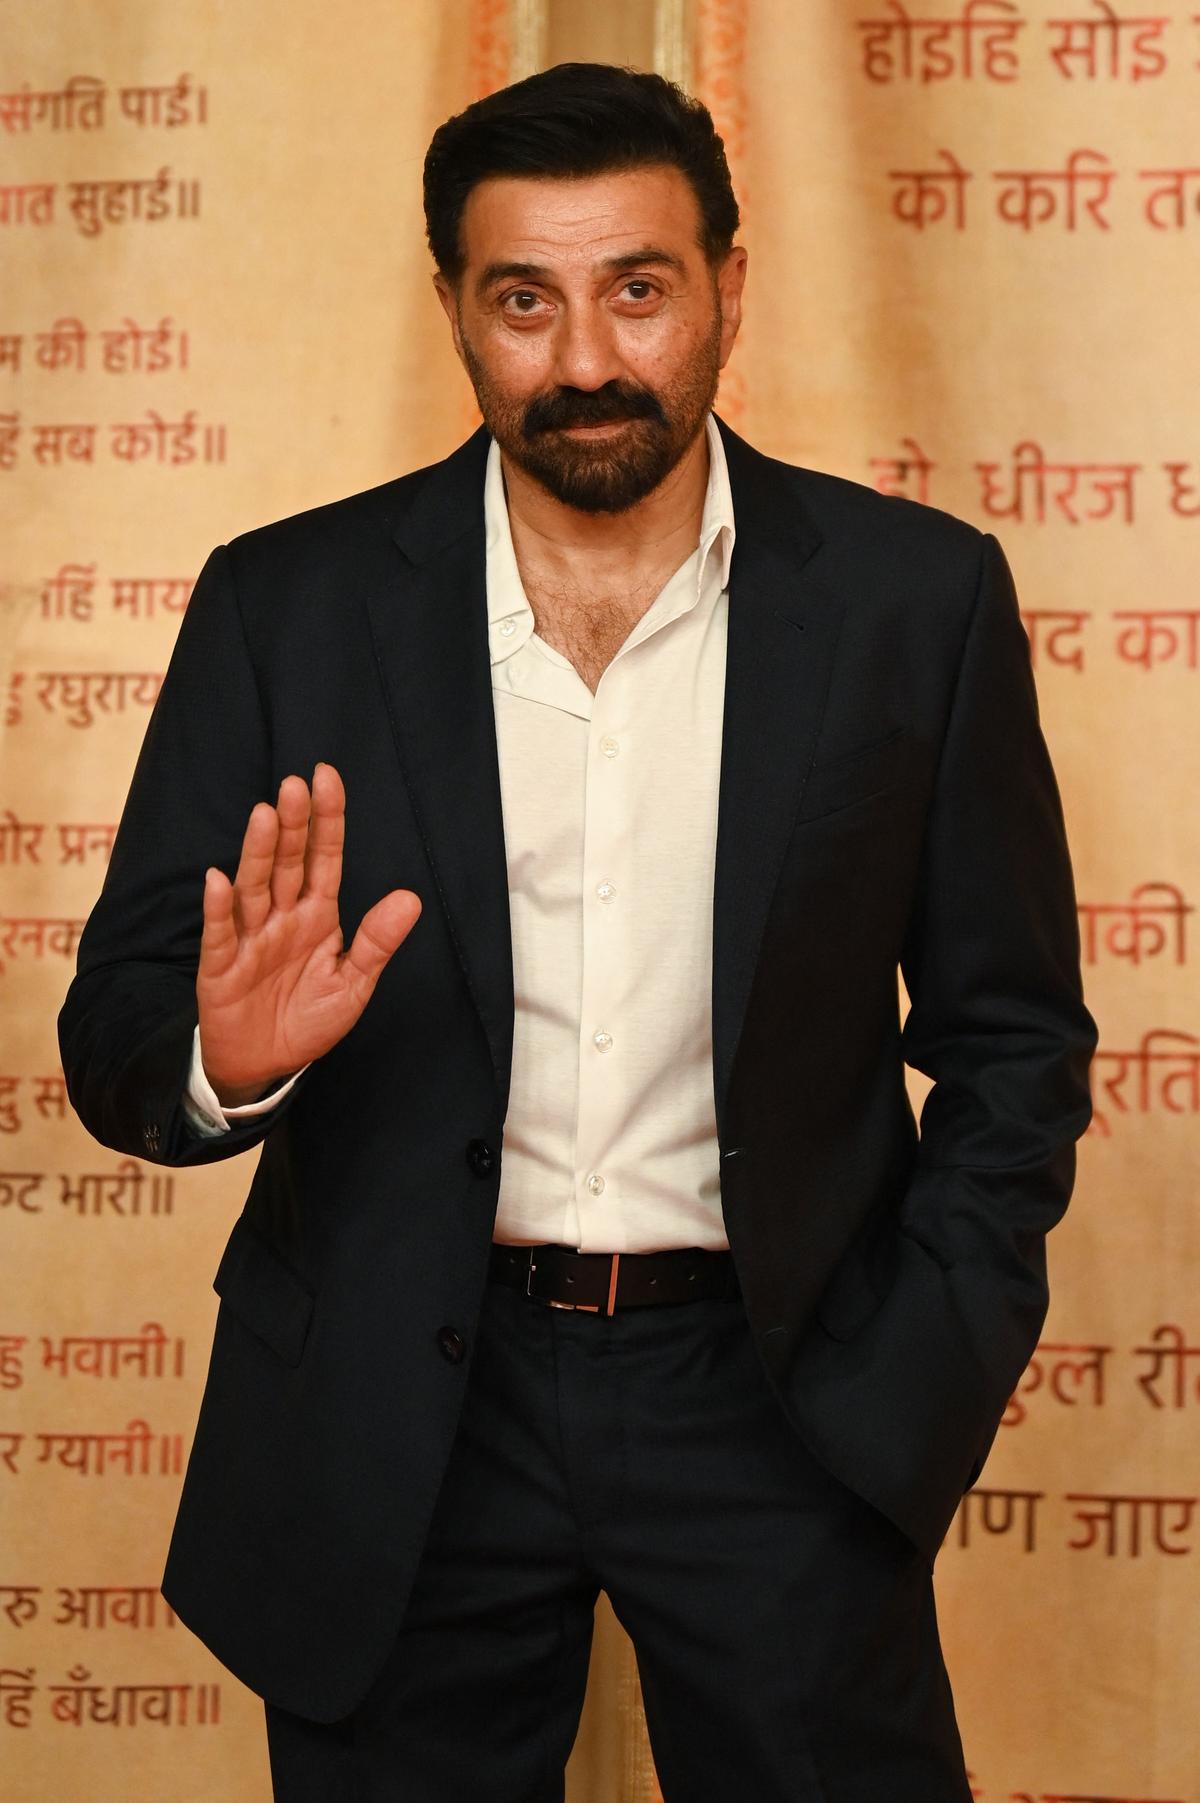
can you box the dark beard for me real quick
[459,312,723,514]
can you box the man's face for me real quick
[433,165,746,513]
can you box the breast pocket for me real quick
[798,726,911,824]
[212,1213,315,1368]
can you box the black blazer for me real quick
[59,417,1096,1722]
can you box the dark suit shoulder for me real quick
[718,416,985,587]
[729,433,992,650]
[217,427,487,605]
[787,459,982,557]
[222,459,444,576]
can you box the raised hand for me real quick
[196,762,421,1106]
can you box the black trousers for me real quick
[264,1274,972,1802]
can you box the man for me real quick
[59,62,1096,1803]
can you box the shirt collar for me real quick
[697,410,736,595]
[484,411,736,667]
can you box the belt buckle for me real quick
[527,1252,620,1315]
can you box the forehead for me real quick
[458,165,705,270]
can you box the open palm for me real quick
[196,762,421,1105]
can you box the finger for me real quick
[302,762,346,903]
[231,800,280,936]
[269,774,312,913]
[341,890,422,999]
[198,867,239,980]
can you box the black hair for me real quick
[423,61,740,283]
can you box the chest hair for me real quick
[524,568,679,694]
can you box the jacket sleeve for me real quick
[897,530,1098,1465]
[58,544,310,1167]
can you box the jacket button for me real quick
[465,1138,494,1178]
[437,1326,465,1364]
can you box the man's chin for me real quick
[514,428,678,513]
[526,463,669,514]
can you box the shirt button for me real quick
[592,1029,613,1053]
[595,880,616,903]
[586,1173,606,1196]
[498,617,516,638]
[599,735,620,758]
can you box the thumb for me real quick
[341,889,422,993]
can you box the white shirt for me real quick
[186,412,735,1253]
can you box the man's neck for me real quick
[501,424,710,603]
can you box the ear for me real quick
[715,246,748,369]
[432,274,466,366]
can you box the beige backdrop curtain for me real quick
[2,2,1197,1800]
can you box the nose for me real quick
[550,303,623,393]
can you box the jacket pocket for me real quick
[798,727,911,823]
[213,1213,315,1367]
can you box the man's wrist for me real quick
[185,1027,309,1134]
[209,1074,287,1109]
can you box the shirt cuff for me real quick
[183,1024,307,1136]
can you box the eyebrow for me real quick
[475,246,687,296]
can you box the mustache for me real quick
[522,383,667,437]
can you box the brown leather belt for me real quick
[488,1242,740,1315]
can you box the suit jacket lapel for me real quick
[711,418,838,1142]
[368,428,517,1119]
[367,417,840,1147]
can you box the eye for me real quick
[500,289,549,317]
[620,279,658,303]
